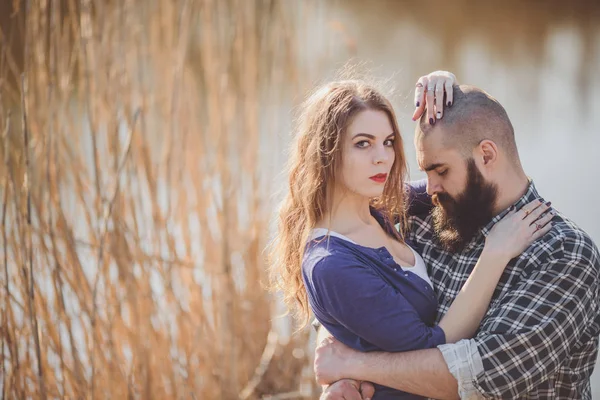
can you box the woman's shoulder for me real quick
[302,236,367,278]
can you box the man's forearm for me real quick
[351,348,460,400]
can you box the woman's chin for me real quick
[343,185,384,200]
[364,189,385,199]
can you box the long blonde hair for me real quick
[269,80,409,327]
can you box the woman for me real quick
[269,72,553,399]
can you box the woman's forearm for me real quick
[438,248,509,343]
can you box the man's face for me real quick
[416,128,498,252]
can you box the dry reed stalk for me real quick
[21,71,47,399]
[1,112,11,400]
[0,0,319,399]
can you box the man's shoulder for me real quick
[534,212,600,275]
[549,213,599,255]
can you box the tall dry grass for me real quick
[0,0,316,398]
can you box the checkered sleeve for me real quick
[472,229,600,398]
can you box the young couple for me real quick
[270,71,600,399]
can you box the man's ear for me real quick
[478,139,499,166]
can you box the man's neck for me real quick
[492,168,530,215]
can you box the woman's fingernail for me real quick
[447,101,452,107]
[429,118,434,125]
[545,201,552,206]
[416,101,420,107]
[436,112,442,119]
[509,205,515,211]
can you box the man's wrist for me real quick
[347,350,374,382]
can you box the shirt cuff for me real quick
[437,339,485,399]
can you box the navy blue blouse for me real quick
[302,205,444,400]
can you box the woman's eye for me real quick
[355,141,370,148]
[384,139,395,146]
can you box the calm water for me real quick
[285,0,600,396]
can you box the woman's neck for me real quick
[318,190,375,235]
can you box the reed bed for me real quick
[0,0,316,398]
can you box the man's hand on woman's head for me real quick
[412,70,458,123]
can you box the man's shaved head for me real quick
[416,85,520,164]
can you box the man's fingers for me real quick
[344,388,362,400]
[360,381,375,400]
[412,76,428,121]
[341,380,362,400]
[320,380,362,400]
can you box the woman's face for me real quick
[338,109,396,199]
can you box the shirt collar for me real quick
[480,179,542,239]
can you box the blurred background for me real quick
[0,0,599,398]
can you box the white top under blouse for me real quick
[310,228,433,288]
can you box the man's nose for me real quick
[426,178,442,196]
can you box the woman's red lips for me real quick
[369,173,388,183]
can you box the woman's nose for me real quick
[372,145,389,165]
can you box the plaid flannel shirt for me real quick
[407,182,600,399]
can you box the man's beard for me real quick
[431,159,498,253]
